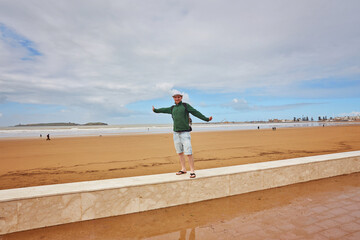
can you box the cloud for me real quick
[0,95,6,103]
[0,112,2,118]
[0,23,42,63]
[229,98,251,111]
[0,0,359,122]
[227,98,320,112]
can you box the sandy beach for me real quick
[1,125,360,190]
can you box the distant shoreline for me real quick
[14,122,108,127]
[12,120,360,128]
[1,121,359,139]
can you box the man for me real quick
[152,90,213,178]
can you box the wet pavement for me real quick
[1,173,360,240]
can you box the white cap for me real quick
[172,89,183,97]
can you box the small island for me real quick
[14,122,108,127]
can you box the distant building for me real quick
[268,115,360,123]
[334,115,360,121]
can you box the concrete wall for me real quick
[1,151,359,235]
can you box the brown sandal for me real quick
[190,173,196,178]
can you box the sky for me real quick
[0,0,359,126]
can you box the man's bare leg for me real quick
[178,153,187,172]
[187,154,195,173]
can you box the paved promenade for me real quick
[1,172,359,240]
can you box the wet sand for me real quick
[2,172,360,239]
[1,125,360,190]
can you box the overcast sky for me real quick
[0,0,359,126]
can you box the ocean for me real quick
[0,122,359,139]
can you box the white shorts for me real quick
[173,132,192,155]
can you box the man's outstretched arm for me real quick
[152,106,172,114]
[186,104,212,122]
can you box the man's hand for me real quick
[152,106,155,112]
[209,116,213,121]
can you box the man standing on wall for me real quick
[152,90,213,178]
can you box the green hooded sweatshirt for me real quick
[154,101,210,132]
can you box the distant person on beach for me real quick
[46,134,50,140]
[152,90,212,178]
